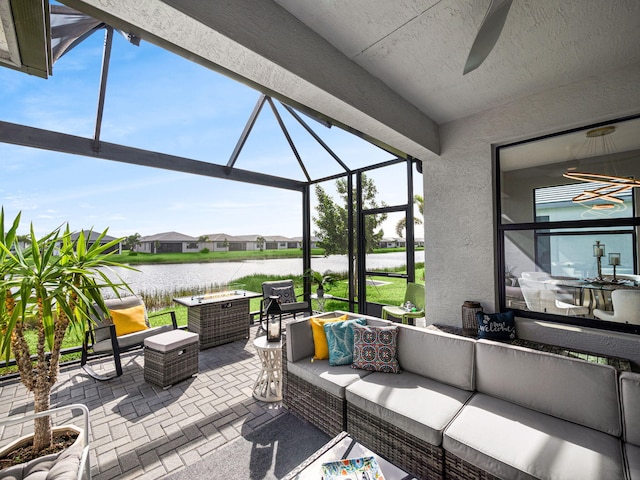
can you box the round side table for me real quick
[252,336,283,402]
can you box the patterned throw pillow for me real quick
[324,318,367,366]
[476,311,516,341]
[351,324,400,373]
[271,286,296,304]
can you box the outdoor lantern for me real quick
[266,295,282,342]
[593,240,605,280]
[593,240,605,257]
[609,253,621,282]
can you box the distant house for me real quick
[70,230,122,254]
[135,231,199,254]
[378,237,424,249]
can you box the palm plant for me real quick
[0,210,132,453]
[395,194,424,237]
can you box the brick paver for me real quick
[0,324,287,479]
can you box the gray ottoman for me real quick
[144,330,199,387]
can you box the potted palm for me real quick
[0,210,132,464]
[305,269,335,299]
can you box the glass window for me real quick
[498,115,640,333]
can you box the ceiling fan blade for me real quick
[463,0,514,75]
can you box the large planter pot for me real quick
[0,404,91,480]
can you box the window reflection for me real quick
[498,116,640,331]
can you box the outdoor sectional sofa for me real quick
[283,311,638,480]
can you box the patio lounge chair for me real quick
[81,295,177,381]
[259,280,310,331]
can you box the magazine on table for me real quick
[321,456,385,480]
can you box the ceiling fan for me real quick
[463,0,514,75]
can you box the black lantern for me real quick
[265,295,282,342]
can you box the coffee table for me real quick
[282,431,418,480]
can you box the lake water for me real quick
[104,251,424,293]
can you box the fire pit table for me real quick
[174,289,261,349]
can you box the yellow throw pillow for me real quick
[311,314,349,360]
[109,304,148,336]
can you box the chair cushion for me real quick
[346,370,473,446]
[311,315,349,360]
[92,324,173,353]
[324,318,367,366]
[351,324,400,373]
[287,358,372,398]
[443,393,625,480]
[110,304,148,336]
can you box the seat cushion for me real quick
[627,443,640,480]
[93,324,173,353]
[287,358,372,398]
[346,370,473,446]
[443,393,625,480]
[475,340,621,436]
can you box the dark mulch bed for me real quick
[0,431,78,470]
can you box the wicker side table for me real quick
[253,336,283,402]
[144,330,199,388]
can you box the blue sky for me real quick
[0,25,419,239]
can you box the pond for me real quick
[104,251,424,294]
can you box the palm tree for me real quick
[395,194,424,238]
[0,210,132,452]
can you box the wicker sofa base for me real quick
[347,403,444,480]
[445,451,502,480]
[283,370,346,438]
[144,342,198,387]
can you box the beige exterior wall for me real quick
[423,64,640,363]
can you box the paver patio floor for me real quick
[0,323,288,479]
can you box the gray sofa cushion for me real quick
[620,371,640,445]
[443,393,625,480]
[346,370,473,446]
[397,326,475,390]
[627,443,640,480]
[475,340,621,436]
[287,358,372,398]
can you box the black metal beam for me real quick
[266,97,311,182]
[0,120,306,192]
[226,94,267,172]
[280,102,351,173]
[93,26,113,151]
[406,158,416,282]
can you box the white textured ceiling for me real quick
[273,0,640,124]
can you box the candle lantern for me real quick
[593,240,605,280]
[265,295,282,342]
[609,253,621,282]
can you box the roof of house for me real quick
[139,231,198,242]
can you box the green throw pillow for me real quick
[324,318,367,366]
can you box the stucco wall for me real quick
[423,63,640,363]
